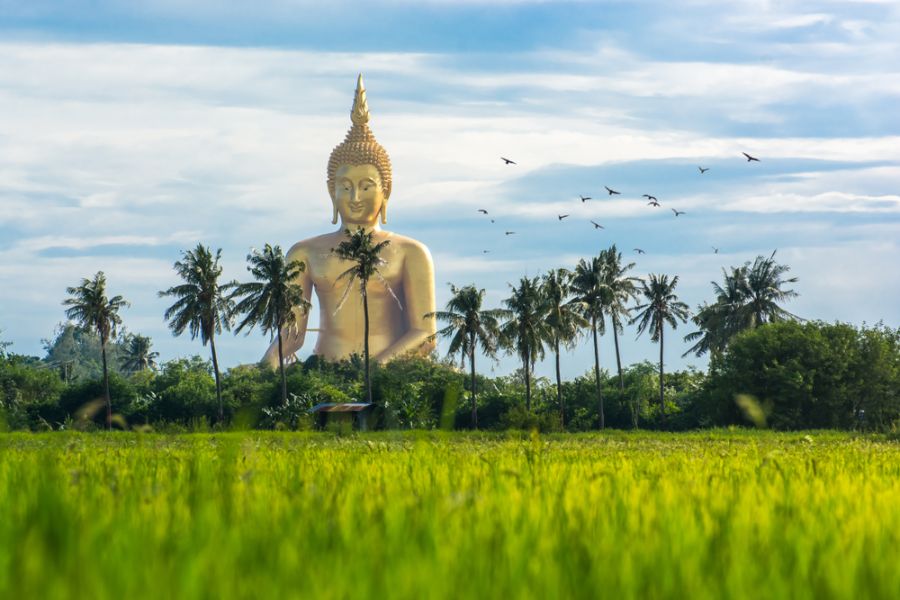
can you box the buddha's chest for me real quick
[305,245,405,295]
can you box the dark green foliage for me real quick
[0,354,67,429]
[150,357,218,424]
[2,321,896,433]
[42,323,126,382]
[700,321,900,430]
[58,373,137,428]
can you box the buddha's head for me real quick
[327,74,392,226]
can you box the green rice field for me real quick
[1,431,899,599]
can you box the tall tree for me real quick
[573,256,609,429]
[540,268,586,427]
[631,274,689,425]
[120,334,159,373]
[160,245,234,422]
[331,227,394,405]
[62,272,128,429]
[0,329,11,357]
[683,266,748,358]
[425,284,506,428]
[684,255,800,357]
[599,245,640,393]
[230,244,310,406]
[499,277,547,412]
[744,252,800,328]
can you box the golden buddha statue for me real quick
[262,75,437,368]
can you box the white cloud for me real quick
[0,37,898,372]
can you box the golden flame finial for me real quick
[327,74,393,206]
[351,73,370,126]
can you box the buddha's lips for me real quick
[349,202,364,212]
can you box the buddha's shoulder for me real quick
[384,232,432,257]
[285,233,343,258]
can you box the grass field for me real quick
[1,430,899,599]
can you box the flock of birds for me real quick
[478,152,762,255]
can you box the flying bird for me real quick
[505,231,516,236]
[579,195,592,202]
[712,246,719,254]
[698,166,710,174]
[634,248,645,254]
[477,209,488,214]
[558,214,570,221]
[605,186,621,195]
[672,208,686,216]
[501,157,516,165]
[742,152,760,162]
[647,200,661,207]
[482,250,491,254]
[590,221,605,229]
[642,194,657,201]
[490,219,495,223]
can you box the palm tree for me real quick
[540,269,586,427]
[744,252,800,327]
[63,272,128,429]
[425,284,506,428]
[331,227,394,405]
[631,274,689,425]
[572,256,609,429]
[229,244,310,406]
[683,266,747,358]
[682,302,728,359]
[120,334,159,373]
[599,245,640,392]
[159,245,234,422]
[683,254,800,357]
[499,277,547,412]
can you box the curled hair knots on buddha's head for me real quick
[327,74,393,202]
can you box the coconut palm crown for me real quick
[160,244,234,422]
[572,255,609,429]
[425,284,506,428]
[541,268,586,427]
[63,271,129,429]
[631,273,690,424]
[331,227,395,405]
[499,276,548,412]
[229,244,310,406]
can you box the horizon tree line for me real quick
[50,241,800,428]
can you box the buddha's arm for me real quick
[374,243,437,363]
[262,246,313,369]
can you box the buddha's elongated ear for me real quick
[380,202,387,225]
[332,205,339,225]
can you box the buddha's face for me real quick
[333,164,385,225]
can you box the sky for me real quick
[1,0,898,381]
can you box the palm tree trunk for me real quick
[613,325,624,392]
[470,332,477,429]
[555,339,564,427]
[524,353,532,412]
[659,322,666,427]
[101,340,111,431]
[277,326,287,406]
[209,333,224,422]
[592,317,604,430]
[362,285,372,405]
